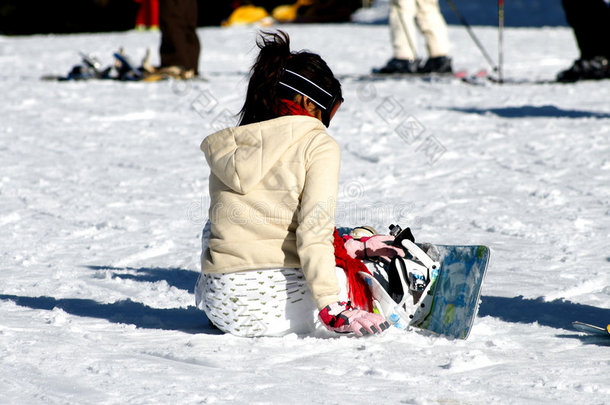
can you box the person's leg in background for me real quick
[159,0,200,77]
[415,0,452,73]
[557,0,610,82]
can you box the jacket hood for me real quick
[201,115,325,194]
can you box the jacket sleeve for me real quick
[296,133,342,310]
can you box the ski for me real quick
[573,321,610,337]
[336,69,489,85]
[455,69,490,85]
[335,70,568,86]
[485,75,560,85]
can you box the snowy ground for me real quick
[1,19,610,405]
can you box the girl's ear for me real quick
[302,96,322,119]
[294,93,307,108]
[294,94,322,121]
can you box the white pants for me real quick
[389,0,450,60]
[196,221,350,337]
[196,267,348,337]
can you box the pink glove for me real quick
[319,301,389,336]
[344,234,405,261]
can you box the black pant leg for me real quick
[159,0,200,72]
[562,0,610,59]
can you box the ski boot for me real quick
[418,56,453,74]
[557,56,610,82]
[373,58,421,74]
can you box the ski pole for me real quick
[498,0,504,83]
[443,0,498,72]
[392,0,419,60]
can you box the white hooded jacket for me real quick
[200,115,341,310]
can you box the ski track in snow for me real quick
[1,21,610,405]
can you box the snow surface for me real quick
[1,18,610,405]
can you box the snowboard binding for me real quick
[360,224,441,331]
[113,48,146,81]
[50,48,173,82]
[61,52,112,81]
[385,224,439,294]
[388,223,415,246]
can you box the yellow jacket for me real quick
[200,115,341,309]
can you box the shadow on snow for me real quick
[0,293,219,334]
[449,105,610,119]
[5,267,609,339]
[0,266,220,335]
[479,295,610,340]
[86,265,199,294]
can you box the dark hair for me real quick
[238,30,342,126]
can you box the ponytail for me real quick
[239,31,292,126]
[238,30,342,126]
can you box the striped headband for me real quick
[278,69,336,111]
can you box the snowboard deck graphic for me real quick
[572,321,610,337]
[361,244,490,340]
[411,245,490,339]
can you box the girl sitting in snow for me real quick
[196,31,403,337]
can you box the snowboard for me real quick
[361,244,490,340]
[40,51,112,81]
[41,49,168,82]
[572,321,610,337]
